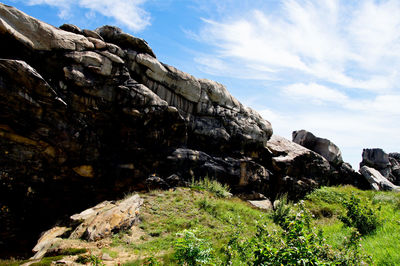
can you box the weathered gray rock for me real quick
[360,148,391,177]
[292,130,343,165]
[82,29,103,41]
[59,23,82,34]
[69,194,143,241]
[95,25,155,57]
[360,166,400,192]
[389,153,400,184]
[30,195,143,259]
[248,199,273,210]
[266,135,333,198]
[31,226,69,259]
[136,53,202,102]
[0,3,93,51]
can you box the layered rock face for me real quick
[0,4,274,256]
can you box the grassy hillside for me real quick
[2,182,400,265]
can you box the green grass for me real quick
[2,184,399,265]
[120,187,273,264]
[124,185,400,265]
[305,186,400,265]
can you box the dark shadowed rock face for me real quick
[0,3,273,257]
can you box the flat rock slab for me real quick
[360,166,400,192]
[248,199,273,210]
[31,194,143,259]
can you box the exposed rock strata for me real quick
[0,4,273,256]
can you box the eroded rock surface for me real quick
[31,195,143,259]
[0,4,369,257]
[360,166,400,192]
[360,149,400,185]
[292,130,368,189]
[0,3,273,256]
[292,130,342,165]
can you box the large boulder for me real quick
[266,135,332,199]
[292,130,367,189]
[360,148,391,177]
[359,166,400,192]
[0,3,93,51]
[292,130,343,165]
[389,153,400,184]
[31,195,143,259]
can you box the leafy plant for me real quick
[339,194,380,235]
[174,230,213,265]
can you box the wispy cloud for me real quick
[194,0,400,92]
[25,0,151,31]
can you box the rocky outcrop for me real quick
[267,135,332,198]
[31,194,143,259]
[359,166,400,192]
[292,130,342,165]
[0,4,376,258]
[292,130,367,189]
[0,3,273,256]
[360,149,400,185]
[360,149,390,176]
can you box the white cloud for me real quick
[195,0,400,92]
[283,82,348,104]
[25,0,150,31]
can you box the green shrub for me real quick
[224,201,371,265]
[339,194,380,235]
[174,230,213,265]
[191,177,231,198]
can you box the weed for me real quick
[174,230,213,265]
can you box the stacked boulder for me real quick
[292,130,368,188]
[360,149,400,191]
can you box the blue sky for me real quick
[3,0,400,168]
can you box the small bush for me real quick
[191,177,231,198]
[174,230,213,265]
[339,194,380,235]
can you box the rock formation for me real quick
[0,3,273,256]
[292,130,368,189]
[359,166,400,192]
[292,130,343,165]
[360,149,400,185]
[0,4,366,257]
[31,194,143,259]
